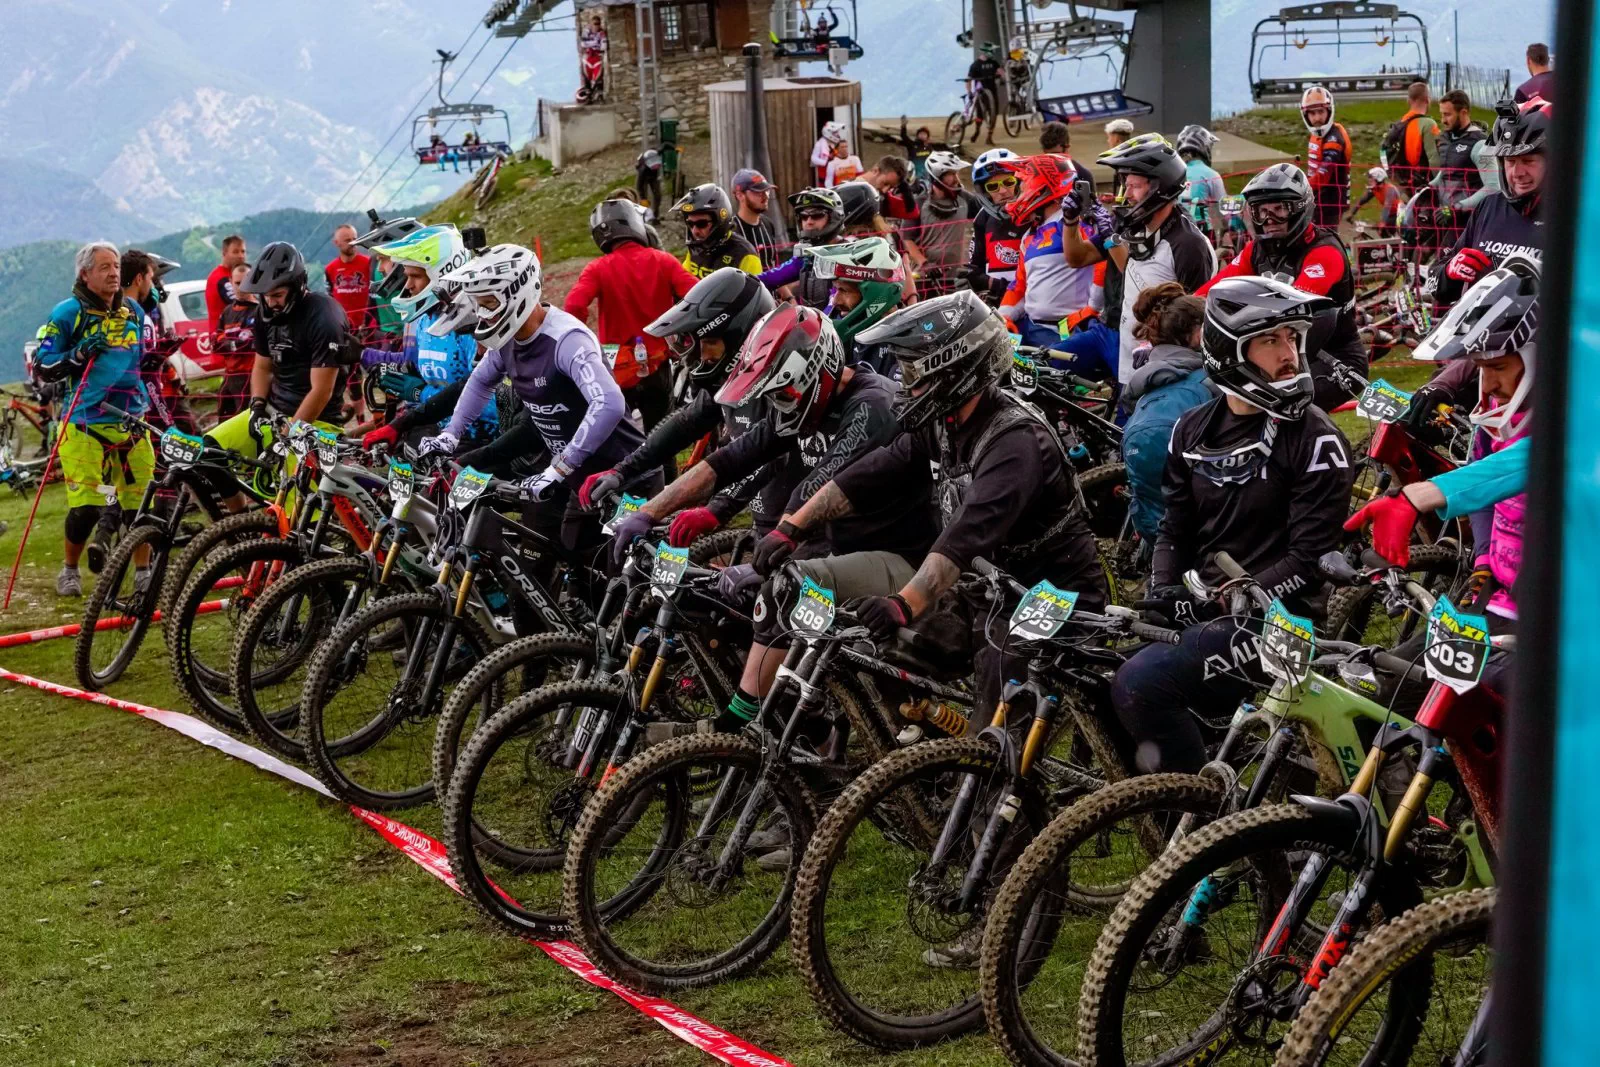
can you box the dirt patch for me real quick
[302,987,692,1067]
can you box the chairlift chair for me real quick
[411,48,514,170]
[1025,6,1151,126]
[770,0,864,62]
[1250,2,1431,105]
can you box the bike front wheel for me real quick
[74,523,165,691]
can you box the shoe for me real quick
[85,542,107,576]
[56,567,82,597]
[131,568,153,604]
[644,720,717,748]
[755,847,791,873]
[745,815,791,854]
[920,925,984,969]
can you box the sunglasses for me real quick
[686,218,715,231]
[798,210,832,222]
[983,176,1018,193]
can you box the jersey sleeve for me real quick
[443,347,506,440]
[832,432,924,513]
[705,419,785,488]
[561,260,601,322]
[758,254,805,291]
[551,331,627,474]
[737,251,763,276]
[1251,421,1355,600]
[789,389,898,506]
[614,391,722,482]
[1149,417,1201,589]
[1170,229,1217,293]
[999,250,1027,316]
[1292,244,1348,296]
[1195,241,1252,296]
[1436,437,1529,519]
[307,299,351,368]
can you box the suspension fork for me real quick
[405,558,473,718]
[927,679,1019,877]
[959,683,1058,912]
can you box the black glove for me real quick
[752,520,802,576]
[854,593,912,640]
[608,509,656,570]
[247,397,273,447]
[1404,384,1449,429]
[1134,585,1222,628]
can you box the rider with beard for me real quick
[1198,162,1367,410]
[795,236,908,374]
[1112,277,1353,775]
[575,267,776,543]
[906,151,981,298]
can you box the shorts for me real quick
[752,550,916,646]
[206,407,341,463]
[59,422,155,509]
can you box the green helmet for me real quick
[803,236,906,353]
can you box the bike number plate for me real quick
[1424,599,1491,694]
[286,421,314,457]
[1009,579,1078,641]
[158,428,205,465]
[1259,599,1316,684]
[450,466,491,511]
[1355,378,1412,423]
[314,429,339,467]
[652,541,689,587]
[388,459,414,517]
[1010,343,1038,395]
[602,493,647,536]
[788,577,836,636]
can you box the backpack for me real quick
[1382,113,1434,186]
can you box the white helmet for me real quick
[821,121,846,145]
[1300,85,1335,136]
[375,224,472,323]
[926,150,971,183]
[1367,166,1387,185]
[432,244,542,352]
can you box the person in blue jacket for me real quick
[34,241,153,598]
[1118,282,1212,542]
[357,225,499,452]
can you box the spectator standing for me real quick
[1435,90,1489,208]
[564,200,697,485]
[671,183,762,278]
[324,224,374,334]
[966,42,1005,146]
[812,121,845,185]
[1345,167,1405,233]
[34,242,153,596]
[897,117,936,180]
[1041,121,1097,189]
[1381,81,1441,193]
[216,262,258,418]
[907,151,981,297]
[1104,119,1135,196]
[1176,125,1227,245]
[730,169,784,269]
[205,234,247,335]
[1301,85,1352,228]
[824,139,864,188]
[1516,42,1554,103]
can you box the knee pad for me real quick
[65,504,103,544]
[751,574,797,649]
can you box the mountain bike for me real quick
[787,557,1180,1049]
[73,407,276,690]
[1273,887,1494,1067]
[440,535,753,940]
[978,551,1471,1066]
[1002,49,1037,138]
[946,80,997,145]
[1074,556,1508,1067]
[296,463,595,810]
[166,428,385,730]
[471,147,511,211]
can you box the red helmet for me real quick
[715,302,844,437]
[1002,154,1075,228]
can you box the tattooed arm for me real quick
[639,461,718,520]
[784,480,854,531]
[898,552,961,617]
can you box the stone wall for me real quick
[580,0,781,143]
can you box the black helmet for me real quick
[671,183,735,252]
[644,267,776,387]
[149,254,180,302]
[590,198,649,252]
[1099,135,1187,249]
[1175,124,1218,165]
[353,213,422,252]
[836,180,882,230]
[240,241,308,321]
[857,289,1012,431]
[1491,97,1550,210]
[788,187,845,241]
[1240,163,1314,256]
[1201,276,1333,420]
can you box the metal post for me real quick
[636,0,661,149]
[742,42,787,236]
[972,0,1002,57]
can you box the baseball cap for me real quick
[733,168,775,193]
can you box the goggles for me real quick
[1182,420,1280,486]
[983,176,1019,193]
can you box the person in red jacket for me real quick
[324,223,374,333]
[564,198,697,486]
[1301,85,1352,228]
[205,234,248,335]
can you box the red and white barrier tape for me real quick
[0,665,795,1067]
[0,598,228,649]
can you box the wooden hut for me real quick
[706,75,862,209]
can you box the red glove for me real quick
[578,469,622,511]
[1444,248,1494,284]
[362,424,399,450]
[1343,491,1420,568]
[666,507,720,547]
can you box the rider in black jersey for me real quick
[1113,276,1354,775]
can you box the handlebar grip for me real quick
[1131,622,1182,645]
[1212,552,1247,581]
[1374,651,1430,686]
[971,556,998,578]
[102,404,131,420]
